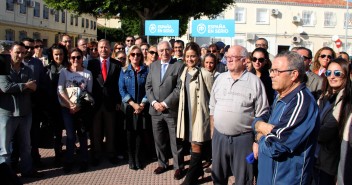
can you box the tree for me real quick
[44,0,235,36]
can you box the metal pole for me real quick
[346,1,349,50]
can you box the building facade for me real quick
[0,0,97,48]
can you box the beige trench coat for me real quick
[176,67,213,142]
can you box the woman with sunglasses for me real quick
[145,45,158,66]
[111,42,125,59]
[45,44,69,166]
[119,45,149,170]
[57,48,93,173]
[87,41,99,60]
[176,42,214,185]
[313,58,351,185]
[251,48,274,105]
[312,47,336,77]
[115,50,127,67]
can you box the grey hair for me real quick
[157,40,172,51]
[275,51,307,83]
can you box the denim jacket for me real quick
[119,64,148,104]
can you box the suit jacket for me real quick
[145,58,184,117]
[306,71,324,100]
[87,58,121,111]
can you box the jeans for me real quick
[0,114,33,174]
[61,108,88,163]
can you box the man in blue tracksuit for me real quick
[252,51,319,185]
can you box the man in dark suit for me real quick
[87,39,121,165]
[296,47,324,100]
[145,40,185,180]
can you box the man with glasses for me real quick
[172,40,184,62]
[255,38,275,61]
[296,47,323,100]
[125,36,135,54]
[145,40,185,180]
[60,34,72,51]
[253,51,319,185]
[210,45,269,185]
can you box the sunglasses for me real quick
[126,40,133,42]
[320,54,332,59]
[91,47,98,51]
[148,51,158,55]
[117,57,126,61]
[71,56,82,60]
[301,55,310,60]
[115,47,124,51]
[34,45,44,48]
[252,57,265,63]
[24,46,34,50]
[130,53,142,57]
[209,50,217,53]
[63,40,71,43]
[325,70,344,77]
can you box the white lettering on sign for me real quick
[207,24,229,34]
[157,24,174,33]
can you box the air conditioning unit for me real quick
[292,16,301,23]
[27,0,35,8]
[16,0,24,4]
[271,9,279,16]
[50,9,56,15]
[292,34,301,43]
[246,33,256,41]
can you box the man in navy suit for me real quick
[145,40,185,180]
[88,39,121,165]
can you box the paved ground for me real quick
[20,148,234,185]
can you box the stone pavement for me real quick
[20,148,235,185]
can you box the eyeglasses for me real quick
[115,47,124,51]
[34,45,44,49]
[91,47,98,51]
[24,46,34,50]
[126,40,133,42]
[148,51,158,55]
[63,40,71,43]
[225,55,244,61]
[269,69,294,75]
[130,53,142,57]
[301,55,310,60]
[209,50,218,53]
[158,48,170,53]
[251,57,265,63]
[325,70,344,77]
[320,54,332,59]
[255,44,267,48]
[71,56,82,60]
[117,57,126,61]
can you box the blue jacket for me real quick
[119,64,148,104]
[252,84,319,185]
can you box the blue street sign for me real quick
[191,20,235,37]
[145,20,179,36]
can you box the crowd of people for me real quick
[0,35,351,185]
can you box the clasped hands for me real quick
[153,102,166,112]
[130,102,144,114]
[69,103,80,114]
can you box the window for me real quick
[34,2,40,17]
[344,13,352,28]
[216,13,225,20]
[75,16,78,26]
[81,18,84,27]
[6,29,15,41]
[256,8,269,24]
[235,7,246,24]
[86,19,89,28]
[90,20,93,29]
[70,15,74,25]
[302,10,316,26]
[33,32,41,40]
[54,11,59,22]
[20,1,27,14]
[61,10,65,23]
[93,21,96,30]
[19,31,27,41]
[43,5,49,19]
[6,0,14,11]
[324,12,336,27]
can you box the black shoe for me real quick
[153,166,168,174]
[63,163,73,174]
[109,157,119,165]
[79,162,88,172]
[174,168,185,180]
[22,170,44,178]
[129,163,137,170]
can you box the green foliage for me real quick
[44,0,235,36]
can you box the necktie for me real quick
[102,59,107,81]
[161,63,167,80]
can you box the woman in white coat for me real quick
[176,42,213,185]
